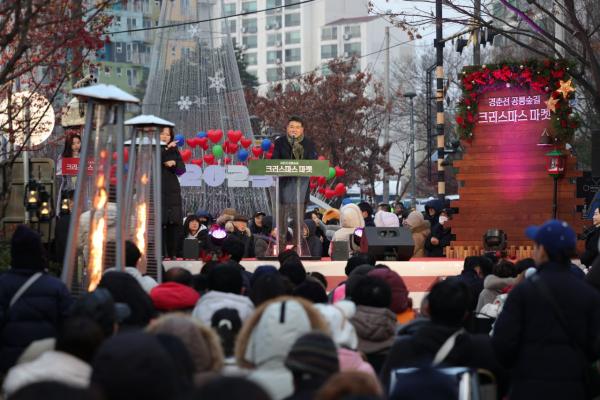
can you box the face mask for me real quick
[439,215,448,225]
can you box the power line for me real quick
[106,0,317,35]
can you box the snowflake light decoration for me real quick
[208,71,226,93]
[176,96,192,111]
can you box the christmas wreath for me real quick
[456,60,579,143]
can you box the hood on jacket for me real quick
[351,305,397,342]
[374,211,399,228]
[146,314,224,378]
[235,296,328,369]
[10,224,47,270]
[192,291,255,326]
[425,199,444,214]
[322,209,341,224]
[314,301,359,350]
[340,204,365,229]
[304,219,318,237]
[367,269,410,314]
[404,211,427,231]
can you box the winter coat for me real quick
[338,348,376,376]
[192,290,255,326]
[271,135,317,204]
[475,275,516,313]
[161,146,185,225]
[150,282,200,311]
[235,296,328,400]
[403,211,431,258]
[3,350,91,397]
[581,225,600,268]
[314,301,359,350]
[249,219,271,237]
[425,223,452,257]
[351,305,397,373]
[424,199,444,227]
[374,211,400,227]
[367,269,410,315]
[229,229,255,258]
[304,219,322,258]
[78,202,118,261]
[492,261,600,400]
[380,321,507,395]
[0,269,72,372]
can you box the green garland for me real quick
[456,59,579,143]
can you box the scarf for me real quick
[287,134,304,160]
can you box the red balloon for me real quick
[318,155,326,161]
[309,176,318,183]
[270,142,275,150]
[191,158,203,167]
[197,137,209,150]
[207,129,223,143]
[180,149,192,163]
[317,176,327,186]
[324,189,336,199]
[224,157,232,165]
[318,188,326,195]
[334,182,347,196]
[265,151,273,159]
[249,156,259,161]
[186,137,197,148]
[124,148,129,163]
[309,182,318,190]
[228,142,239,154]
[252,146,263,157]
[240,138,253,148]
[227,130,243,143]
[203,154,215,165]
[335,166,346,177]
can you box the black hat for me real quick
[70,288,131,337]
[285,332,339,378]
[253,211,266,218]
[11,224,46,270]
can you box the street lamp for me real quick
[545,148,566,219]
[404,92,417,208]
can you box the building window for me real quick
[344,25,361,39]
[116,67,122,77]
[126,43,132,62]
[114,16,121,27]
[242,35,257,49]
[222,19,236,33]
[321,44,337,59]
[266,15,282,29]
[104,66,111,76]
[285,48,300,62]
[321,26,337,41]
[143,17,151,29]
[285,30,301,45]
[285,13,300,27]
[223,3,236,16]
[116,43,123,53]
[242,18,257,33]
[267,33,282,47]
[267,67,282,82]
[241,1,257,12]
[267,50,282,64]
[244,52,258,65]
[266,0,281,8]
[127,69,133,86]
[170,46,176,57]
[127,17,137,30]
[180,0,189,11]
[284,0,300,10]
[344,43,361,57]
[285,65,301,78]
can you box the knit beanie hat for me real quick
[11,224,46,270]
[293,278,328,304]
[285,332,340,379]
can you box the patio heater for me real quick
[124,115,174,282]
[61,84,139,292]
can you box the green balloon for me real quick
[212,144,223,158]
[327,167,335,180]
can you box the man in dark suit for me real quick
[271,116,317,255]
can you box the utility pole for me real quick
[435,0,445,199]
[382,26,391,204]
[404,92,417,208]
[473,0,481,65]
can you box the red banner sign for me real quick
[61,157,94,176]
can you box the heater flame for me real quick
[135,202,147,255]
[140,173,149,185]
[87,216,106,291]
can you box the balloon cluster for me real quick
[175,129,274,166]
[309,156,347,200]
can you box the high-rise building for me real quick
[223,0,414,88]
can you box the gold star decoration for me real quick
[546,96,559,112]
[556,79,575,99]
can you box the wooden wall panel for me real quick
[449,87,584,250]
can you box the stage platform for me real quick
[163,258,465,309]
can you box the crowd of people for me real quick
[1,209,600,400]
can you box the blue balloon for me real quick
[237,148,249,162]
[174,134,185,147]
[261,138,272,152]
[196,131,207,138]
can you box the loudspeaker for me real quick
[183,238,200,259]
[359,227,414,261]
[331,240,350,261]
[593,130,600,178]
